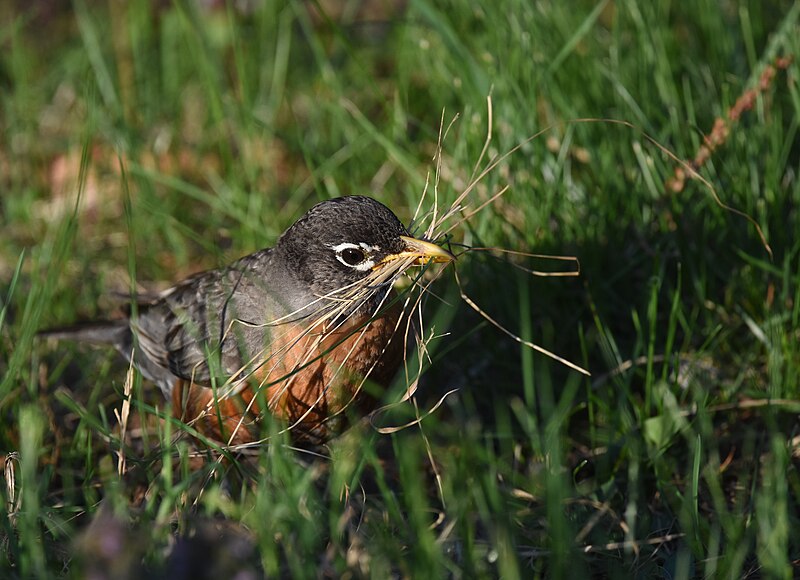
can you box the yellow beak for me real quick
[389,235,454,265]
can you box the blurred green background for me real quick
[1,0,799,577]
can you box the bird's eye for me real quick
[330,242,377,271]
[340,247,366,266]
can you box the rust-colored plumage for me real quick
[171,299,405,445]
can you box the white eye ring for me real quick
[329,242,377,271]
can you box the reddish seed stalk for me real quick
[666,56,792,193]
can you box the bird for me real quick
[41,196,453,447]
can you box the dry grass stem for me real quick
[3,452,20,528]
[113,351,135,476]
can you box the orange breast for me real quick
[171,302,405,446]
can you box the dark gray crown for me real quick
[276,196,410,296]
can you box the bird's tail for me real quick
[39,320,172,392]
[38,320,130,346]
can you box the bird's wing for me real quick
[131,250,294,392]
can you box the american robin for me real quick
[43,196,453,446]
